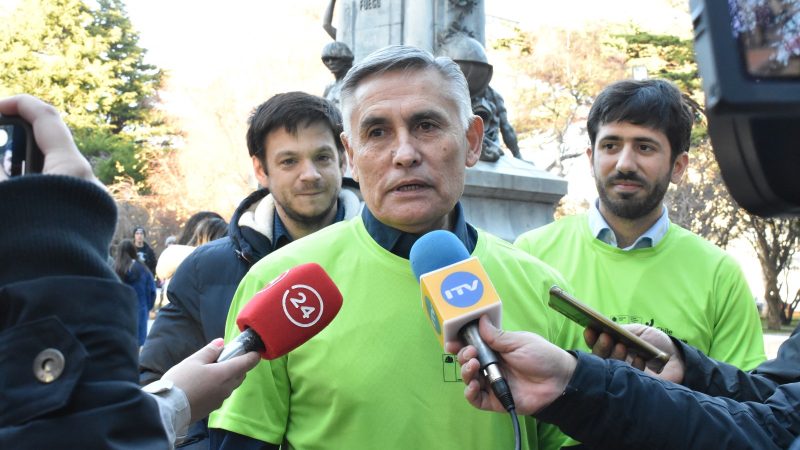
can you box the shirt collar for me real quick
[588,199,670,250]
[271,200,345,252]
[361,202,478,259]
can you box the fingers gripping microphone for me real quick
[409,231,515,412]
[217,263,343,362]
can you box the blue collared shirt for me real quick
[361,202,478,259]
[271,200,346,251]
[588,200,670,251]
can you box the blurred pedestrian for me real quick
[115,239,156,347]
[133,226,157,274]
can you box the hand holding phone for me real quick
[548,286,670,372]
[0,115,43,177]
[0,95,99,185]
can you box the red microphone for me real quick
[217,263,342,362]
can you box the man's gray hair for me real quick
[340,45,473,137]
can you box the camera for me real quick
[0,115,43,177]
[691,0,800,217]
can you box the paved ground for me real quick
[764,333,790,360]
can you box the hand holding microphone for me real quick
[448,316,578,416]
[218,262,343,362]
[409,230,514,413]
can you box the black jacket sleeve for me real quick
[536,352,795,450]
[680,328,800,402]
[0,175,168,449]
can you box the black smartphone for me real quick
[548,285,670,371]
[0,115,43,177]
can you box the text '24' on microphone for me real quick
[409,230,514,412]
[217,262,343,362]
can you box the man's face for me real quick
[134,229,144,246]
[342,68,482,234]
[588,121,688,221]
[253,121,345,228]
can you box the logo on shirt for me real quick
[442,354,463,383]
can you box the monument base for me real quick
[462,157,567,242]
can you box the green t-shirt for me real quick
[515,214,765,370]
[209,217,583,450]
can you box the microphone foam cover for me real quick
[410,230,471,280]
[236,262,342,359]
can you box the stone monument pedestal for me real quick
[462,157,567,242]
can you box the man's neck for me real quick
[598,203,663,249]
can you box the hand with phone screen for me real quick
[548,286,672,373]
[0,94,98,185]
[584,324,686,384]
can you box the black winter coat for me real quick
[1,175,168,449]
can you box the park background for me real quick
[0,0,797,338]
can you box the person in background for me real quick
[115,238,156,347]
[140,91,361,448]
[514,79,764,370]
[155,212,227,310]
[133,225,158,274]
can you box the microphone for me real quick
[217,262,343,362]
[409,230,514,412]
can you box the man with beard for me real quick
[139,92,361,448]
[515,79,765,371]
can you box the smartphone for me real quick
[548,285,670,371]
[0,115,43,177]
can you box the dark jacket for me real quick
[137,241,158,275]
[0,175,168,449]
[680,326,800,402]
[124,260,156,346]
[139,186,361,448]
[139,189,271,385]
[536,329,800,450]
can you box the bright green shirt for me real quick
[210,217,583,450]
[515,214,765,370]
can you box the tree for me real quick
[744,216,800,328]
[0,0,175,186]
[494,26,626,176]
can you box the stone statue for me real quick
[321,41,354,109]
[439,34,521,162]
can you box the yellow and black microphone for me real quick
[410,230,514,412]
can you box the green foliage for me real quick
[0,0,173,187]
[612,30,700,93]
[73,127,143,185]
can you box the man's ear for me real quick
[341,132,358,182]
[586,146,596,178]
[251,155,269,189]
[465,115,484,167]
[670,152,689,184]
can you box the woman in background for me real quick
[115,239,156,347]
[155,212,227,309]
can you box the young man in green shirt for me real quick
[209,45,583,450]
[515,79,764,370]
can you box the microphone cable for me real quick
[509,406,521,450]
[491,375,521,450]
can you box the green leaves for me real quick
[0,0,173,188]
